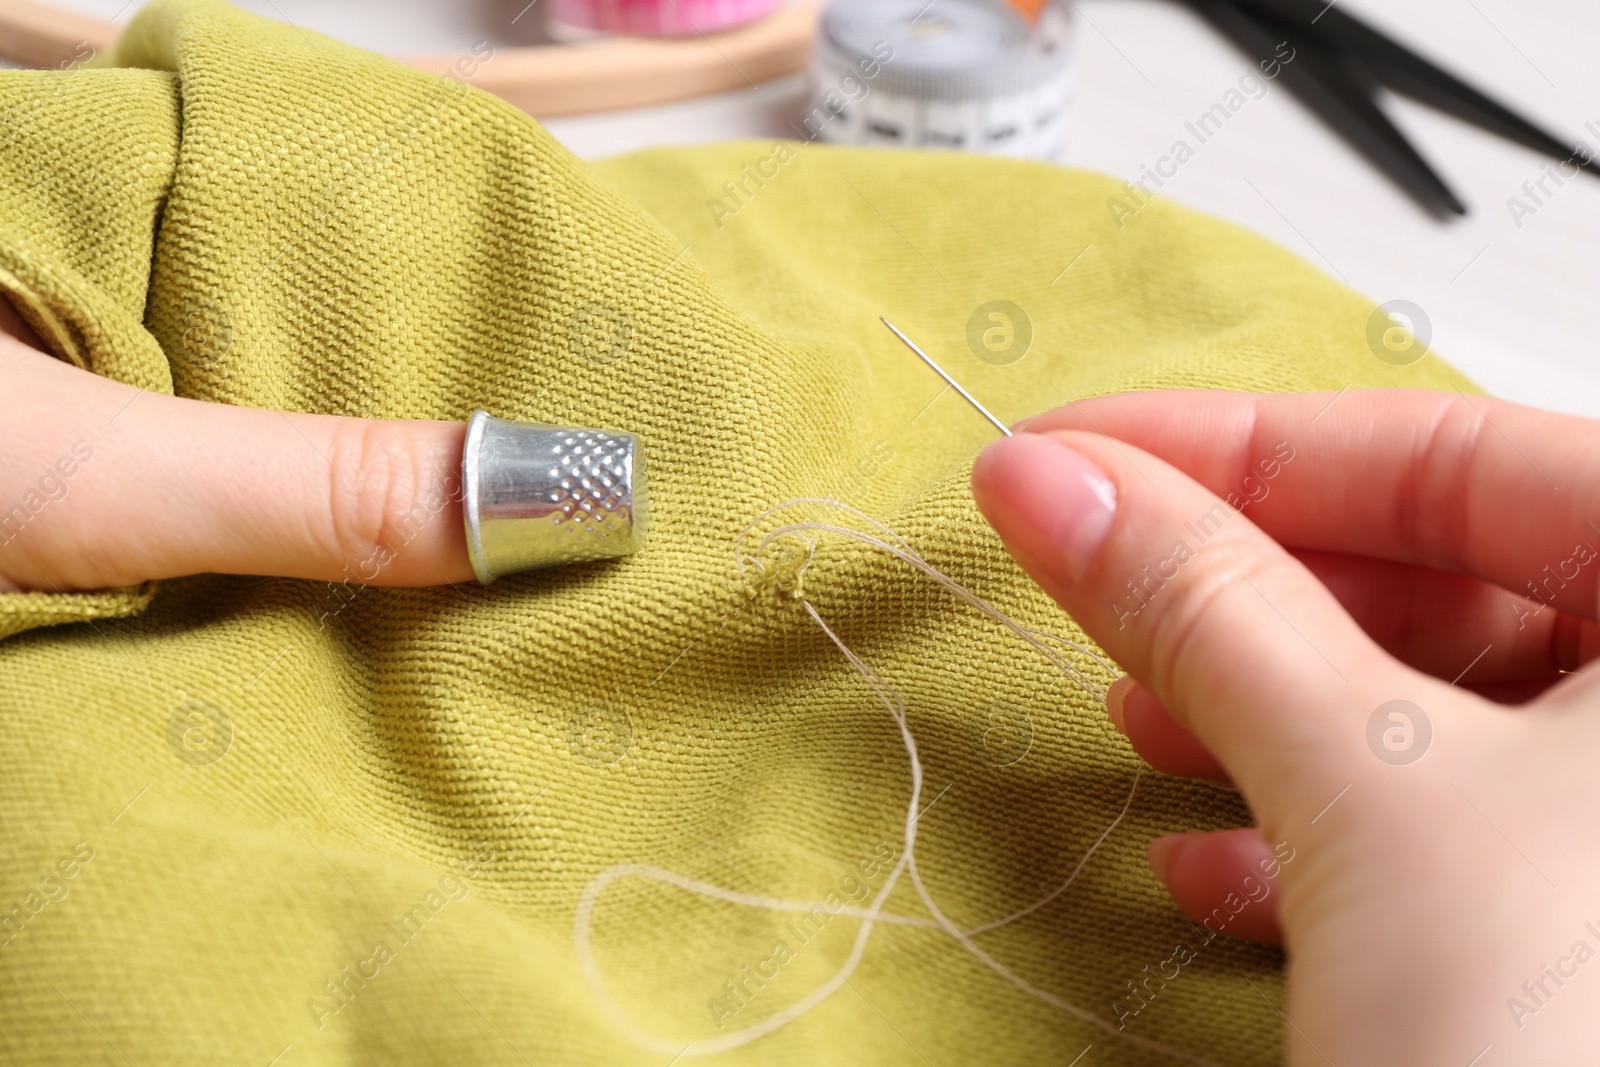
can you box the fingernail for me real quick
[972,433,1117,583]
[1147,834,1184,883]
[1105,675,1134,734]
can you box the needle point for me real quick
[881,318,1012,437]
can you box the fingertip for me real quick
[1149,828,1285,945]
[1106,674,1136,734]
[1148,833,1184,883]
[970,432,1009,492]
[969,432,1118,585]
[1120,681,1232,781]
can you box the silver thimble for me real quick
[462,410,648,582]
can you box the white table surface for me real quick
[52,0,1600,417]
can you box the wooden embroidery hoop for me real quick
[0,0,817,116]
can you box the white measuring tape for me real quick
[806,0,1077,161]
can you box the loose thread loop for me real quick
[573,499,1220,1067]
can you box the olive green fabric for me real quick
[0,1,1474,1063]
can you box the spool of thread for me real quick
[806,0,1077,160]
[547,0,782,39]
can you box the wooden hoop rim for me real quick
[0,0,817,117]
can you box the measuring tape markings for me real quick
[809,0,1077,161]
[707,1,1075,229]
[799,38,897,143]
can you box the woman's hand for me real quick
[971,389,1600,1065]
[0,311,472,593]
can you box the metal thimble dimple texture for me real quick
[462,410,648,582]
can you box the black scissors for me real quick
[1184,0,1598,217]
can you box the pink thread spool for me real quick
[547,0,782,38]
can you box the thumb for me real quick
[970,429,1415,810]
[0,339,472,592]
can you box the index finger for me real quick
[1022,389,1600,622]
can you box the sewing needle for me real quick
[880,317,1012,437]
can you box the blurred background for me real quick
[28,0,1600,416]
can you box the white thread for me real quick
[573,499,1221,1066]
[734,499,1116,699]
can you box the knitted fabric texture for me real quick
[0,1,1474,1063]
